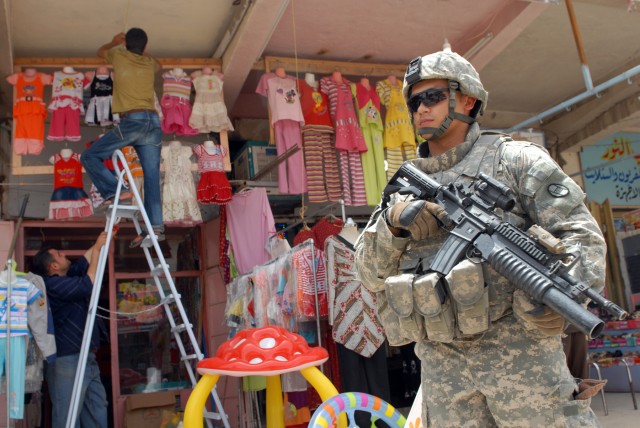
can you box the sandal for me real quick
[129,231,166,248]
[97,192,134,210]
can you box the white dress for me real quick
[188,73,234,133]
[161,142,203,226]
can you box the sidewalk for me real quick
[591,392,638,428]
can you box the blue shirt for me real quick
[44,257,106,357]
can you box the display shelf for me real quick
[588,323,640,392]
[589,345,638,352]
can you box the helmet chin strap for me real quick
[417,81,474,140]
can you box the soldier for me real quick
[354,49,606,427]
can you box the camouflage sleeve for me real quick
[355,205,411,292]
[500,143,606,295]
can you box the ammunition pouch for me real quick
[412,272,455,343]
[382,273,426,344]
[446,259,489,336]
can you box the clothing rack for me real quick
[270,199,346,238]
[228,238,325,348]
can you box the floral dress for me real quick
[161,142,202,226]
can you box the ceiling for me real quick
[2,0,640,163]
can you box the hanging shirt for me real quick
[226,188,277,274]
[376,78,415,149]
[0,274,42,337]
[256,72,305,125]
[298,79,333,132]
[48,70,86,112]
[324,235,384,357]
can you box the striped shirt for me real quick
[0,275,41,336]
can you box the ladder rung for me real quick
[182,354,199,361]
[107,204,140,218]
[151,264,164,276]
[140,235,156,248]
[204,411,223,420]
[171,323,193,334]
[161,294,178,305]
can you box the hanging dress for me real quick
[85,72,118,126]
[192,143,232,204]
[49,153,93,220]
[160,70,199,136]
[161,142,203,226]
[376,78,417,179]
[189,73,234,133]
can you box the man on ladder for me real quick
[32,231,114,428]
[81,27,165,247]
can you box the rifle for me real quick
[382,161,627,339]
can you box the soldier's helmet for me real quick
[403,50,489,117]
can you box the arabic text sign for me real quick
[580,132,640,206]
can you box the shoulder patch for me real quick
[547,183,570,198]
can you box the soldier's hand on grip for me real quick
[386,200,449,241]
[513,290,565,336]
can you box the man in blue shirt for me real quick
[32,231,112,428]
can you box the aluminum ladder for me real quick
[66,149,230,428]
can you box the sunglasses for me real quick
[407,88,449,113]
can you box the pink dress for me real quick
[319,75,367,152]
[160,70,199,136]
[192,144,232,204]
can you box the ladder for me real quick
[66,149,230,428]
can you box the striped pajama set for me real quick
[376,78,417,179]
[320,75,368,206]
[298,78,342,202]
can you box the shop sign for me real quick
[580,132,640,206]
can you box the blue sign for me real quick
[580,132,640,206]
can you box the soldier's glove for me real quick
[386,200,450,241]
[513,290,565,336]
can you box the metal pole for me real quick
[3,195,29,426]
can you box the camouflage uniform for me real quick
[355,122,606,427]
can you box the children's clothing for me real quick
[324,235,384,357]
[320,75,367,206]
[189,73,234,133]
[7,71,52,155]
[160,70,199,136]
[49,153,93,220]
[319,75,367,152]
[352,82,386,206]
[298,78,342,203]
[122,146,144,200]
[85,71,118,126]
[256,72,307,195]
[0,273,42,419]
[161,142,202,226]
[376,78,417,178]
[226,188,276,275]
[193,144,232,204]
[47,70,86,142]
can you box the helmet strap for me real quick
[417,80,474,140]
